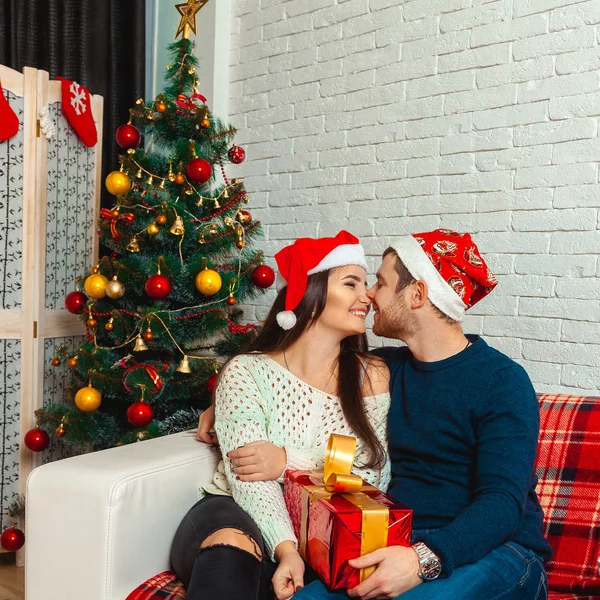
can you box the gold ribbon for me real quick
[297,434,389,582]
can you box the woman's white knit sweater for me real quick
[210,353,391,560]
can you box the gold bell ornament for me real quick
[133,334,149,352]
[177,355,192,374]
[170,216,185,236]
[126,236,141,253]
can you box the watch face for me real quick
[422,558,442,580]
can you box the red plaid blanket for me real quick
[125,570,185,600]
[536,394,600,596]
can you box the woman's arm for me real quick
[214,357,298,560]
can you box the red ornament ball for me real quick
[186,158,212,184]
[226,294,237,306]
[228,144,246,164]
[237,210,252,224]
[24,427,50,452]
[127,402,154,428]
[145,274,172,300]
[207,373,218,395]
[115,124,141,149]
[1,527,25,552]
[65,291,87,314]
[252,264,275,289]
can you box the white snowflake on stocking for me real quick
[69,82,87,116]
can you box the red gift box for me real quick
[284,435,413,590]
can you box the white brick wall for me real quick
[228,0,600,395]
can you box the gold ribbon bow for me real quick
[298,434,389,582]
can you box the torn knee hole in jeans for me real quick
[200,527,263,561]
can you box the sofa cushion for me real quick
[536,394,600,595]
[548,594,599,600]
[125,570,186,600]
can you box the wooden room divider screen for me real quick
[0,65,103,557]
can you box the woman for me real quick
[170,231,391,600]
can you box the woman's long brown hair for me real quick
[228,269,386,470]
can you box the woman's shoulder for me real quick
[361,354,390,397]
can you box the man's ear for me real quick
[410,280,429,309]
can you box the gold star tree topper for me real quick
[175,0,209,39]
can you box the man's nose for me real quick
[366,285,376,301]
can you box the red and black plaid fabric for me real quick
[125,570,186,600]
[536,394,600,596]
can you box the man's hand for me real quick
[196,405,217,444]
[347,546,422,599]
[228,441,287,481]
[272,541,305,600]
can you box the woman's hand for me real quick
[228,440,287,481]
[196,405,217,444]
[273,542,305,600]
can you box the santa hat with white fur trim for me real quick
[391,229,498,323]
[275,230,367,330]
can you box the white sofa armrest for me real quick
[25,430,219,600]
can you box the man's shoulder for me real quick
[476,338,530,379]
[474,338,537,403]
[371,345,411,370]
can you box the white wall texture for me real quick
[227,0,600,395]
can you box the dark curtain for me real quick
[0,0,145,207]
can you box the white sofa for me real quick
[25,431,218,600]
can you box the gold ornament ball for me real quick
[68,357,78,368]
[147,223,160,236]
[143,328,154,342]
[56,425,66,437]
[111,209,120,218]
[226,294,237,306]
[236,239,245,249]
[105,321,114,331]
[84,273,109,299]
[105,171,132,196]
[106,277,125,300]
[156,101,167,113]
[195,268,222,296]
[201,118,210,129]
[174,173,186,185]
[90,266,100,274]
[156,214,168,225]
[75,385,102,412]
[87,317,97,328]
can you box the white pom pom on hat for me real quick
[274,230,367,330]
[276,311,297,330]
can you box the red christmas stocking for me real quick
[0,82,20,141]
[56,76,98,147]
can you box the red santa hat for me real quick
[391,229,497,322]
[275,230,367,330]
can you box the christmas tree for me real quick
[28,4,275,451]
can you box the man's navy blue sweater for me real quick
[375,336,552,576]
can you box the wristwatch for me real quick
[411,542,442,581]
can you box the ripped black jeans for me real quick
[170,494,277,600]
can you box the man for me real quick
[198,229,552,599]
